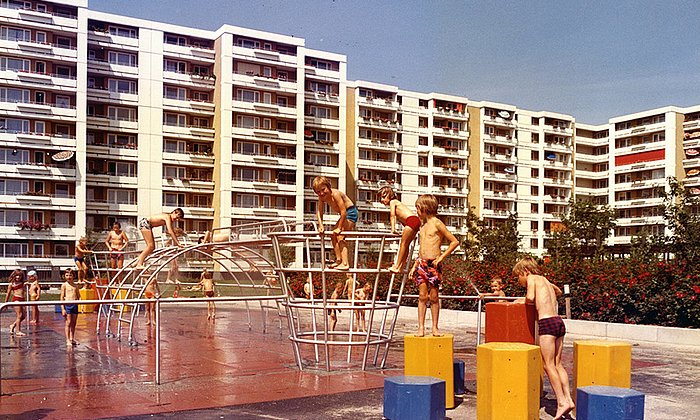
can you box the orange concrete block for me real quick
[485,302,537,344]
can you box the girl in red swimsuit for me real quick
[5,269,27,336]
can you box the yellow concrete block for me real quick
[78,288,96,313]
[477,342,541,420]
[574,340,631,390]
[404,334,454,409]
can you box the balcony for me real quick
[231,45,297,67]
[162,42,215,62]
[87,113,138,131]
[231,178,297,194]
[232,125,297,143]
[87,58,139,76]
[1,68,77,89]
[233,71,299,94]
[1,5,77,28]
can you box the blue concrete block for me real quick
[384,376,446,420]
[577,386,645,420]
[453,359,465,395]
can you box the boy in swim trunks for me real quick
[327,282,343,331]
[104,222,129,271]
[312,176,356,270]
[74,237,93,285]
[513,256,574,420]
[60,268,80,347]
[378,186,421,274]
[135,208,185,268]
[197,269,216,320]
[144,274,160,326]
[408,194,458,337]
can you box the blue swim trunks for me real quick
[64,304,79,315]
[345,206,359,223]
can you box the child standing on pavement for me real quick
[408,194,459,337]
[513,256,574,420]
[198,269,216,320]
[60,268,80,347]
[28,270,41,324]
[378,186,421,274]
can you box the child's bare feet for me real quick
[29,320,37,325]
[416,327,425,337]
[329,261,342,269]
[66,340,73,347]
[431,328,442,337]
[335,263,349,270]
[145,320,151,326]
[9,322,15,335]
[388,265,401,274]
[207,314,211,320]
[554,401,575,419]
[15,331,26,337]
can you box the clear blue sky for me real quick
[90,0,700,124]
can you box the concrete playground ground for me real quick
[1,302,698,419]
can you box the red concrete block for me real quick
[485,302,537,344]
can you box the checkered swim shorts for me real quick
[538,316,566,337]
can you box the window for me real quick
[310,106,331,118]
[164,113,186,126]
[164,34,187,46]
[164,139,186,153]
[55,183,69,198]
[34,121,45,134]
[35,31,46,43]
[54,211,70,226]
[312,130,331,142]
[309,154,330,166]
[236,38,260,49]
[236,194,259,208]
[309,59,332,70]
[164,166,185,179]
[0,56,29,71]
[236,142,259,155]
[237,89,259,103]
[54,36,71,48]
[0,209,28,226]
[276,96,288,107]
[108,51,137,66]
[164,86,186,100]
[34,61,45,73]
[191,91,209,102]
[309,81,330,94]
[236,115,258,129]
[0,87,29,103]
[34,91,44,104]
[109,26,137,38]
[108,189,135,204]
[1,26,31,42]
[192,65,209,75]
[164,59,186,73]
[110,161,136,177]
[0,118,29,133]
[109,79,136,94]
[54,65,71,78]
[108,134,135,146]
[163,192,185,207]
[192,117,209,128]
[108,106,135,121]
[236,167,256,181]
[0,178,29,194]
[55,95,70,108]
[55,244,69,257]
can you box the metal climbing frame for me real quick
[268,230,415,372]
[93,219,296,345]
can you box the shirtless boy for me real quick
[378,186,421,274]
[480,277,507,302]
[197,269,216,320]
[312,176,357,270]
[60,268,80,347]
[74,237,92,285]
[104,222,129,271]
[135,208,184,268]
[408,194,459,337]
[354,283,372,332]
[327,282,343,331]
[28,270,41,324]
[513,256,574,419]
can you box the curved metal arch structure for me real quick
[94,220,296,346]
[268,230,414,372]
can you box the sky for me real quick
[89,0,700,124]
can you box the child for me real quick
[513,257,574,419]
[354,283,372,332]
[312,176,357,270]
[74,237,93,285]
[5,269,26,336]
[303,277,313,299]
[28,270,41,325]
[60,268,80,347]
[408,194,459,337]
[135,208,185,268]
[480,277,507,302]
[198,269,216,320]
[327,282,344,331]
[144,274,160,326]
[378,186,421,274]
[104,222,129,271]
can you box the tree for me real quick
[660,177,700,262]
[479,212,522,265]
[548,198,616,260]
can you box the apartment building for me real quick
[2,0,700,275]
[347,81,470,239]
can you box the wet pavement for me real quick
[1,304,698,419]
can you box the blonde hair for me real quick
[415,194,438,215]
[512,256,542,276]
[377,186,396,201]
[312,176,332,192]
[79,236,88,244]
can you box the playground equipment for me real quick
[90,220,294,346]
[268,230,414,371]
